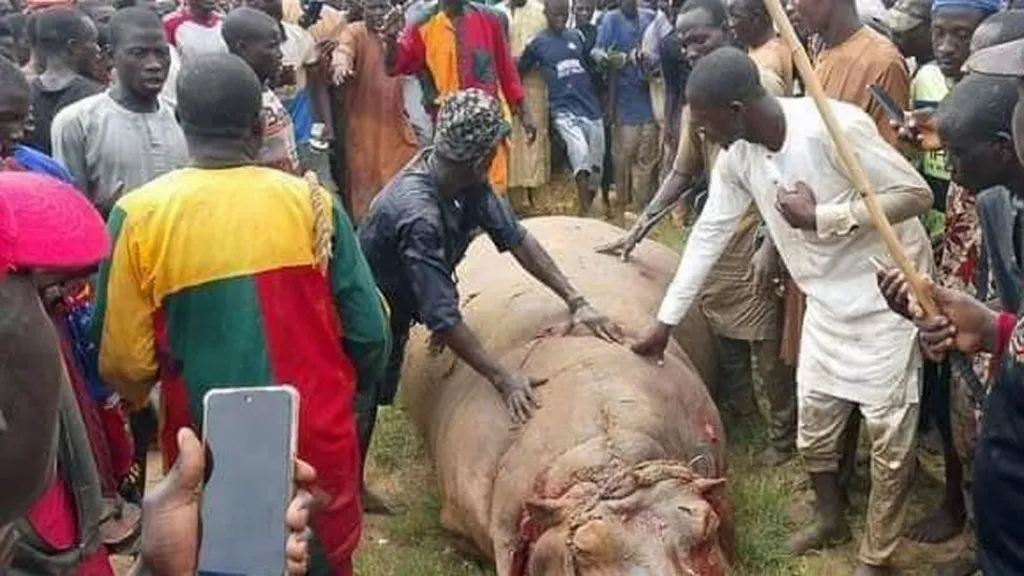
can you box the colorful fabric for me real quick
[938,182,989,294]
[434,88,510,162]
[391,2,527,192]
[337,22,418,223]
[93,165,392,572]
[910,63,951,181]
[259,89,301,174]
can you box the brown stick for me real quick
[761,0,937,316]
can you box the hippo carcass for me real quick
[400,216,731,575]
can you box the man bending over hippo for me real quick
[359,88,622,514]
[631,47,933,576]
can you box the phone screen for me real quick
[198,386,297,576]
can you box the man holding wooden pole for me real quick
[631,46,934,575]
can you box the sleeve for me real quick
[864,57,910,147]
[671,106,706,177]
[328,196,392,390]
[300,27,319,65]
[977,187,1024,313]
[93,204,158,409]
[399,217,464,332]
[657,153,753,325]
[390,24,428,76]
[595,12,613,50]
[492,15,526,107]
[50,107,91,201]
[518,39,538,77]
[816,113,932,238]
[334,21,360,79]
[473,188,527,251]
[639,12,665,71]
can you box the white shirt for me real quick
[657,98,934,405]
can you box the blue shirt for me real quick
[595,8,655,125]
[519,29,602,121]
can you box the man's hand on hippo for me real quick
[594,225,643,261]
[630,322,672,364]
[492,371,547,424]
[568,298,624,343]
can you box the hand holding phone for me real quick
[198,386,300,575]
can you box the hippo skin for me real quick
[400,216,732,576]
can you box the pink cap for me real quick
[0,172,110,281]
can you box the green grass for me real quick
[353,179,969,575]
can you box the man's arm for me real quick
[383,19,426,76]
[517,40,537,79]
[50,107,91,198]
[301,29,334,140]
[93,204,158,409]
[328,196,391,389]
[816,115,933,238]
[656,156,753,326]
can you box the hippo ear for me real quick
[525,497,567,529]
[691,477,726,496]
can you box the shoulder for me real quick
[861,27,906,66]
[52,92,108,131]
[162,10,188,36]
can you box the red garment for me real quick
[24,478,114,576]
[391,3,526,108]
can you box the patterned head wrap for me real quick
[433,88,511,163]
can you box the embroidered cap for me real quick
[433,88,511,163]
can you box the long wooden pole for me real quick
[761,0,937,316]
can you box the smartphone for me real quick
[198,386,299,576]
[867,84,906,127]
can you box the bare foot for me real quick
[906,505,965,543]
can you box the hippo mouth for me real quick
[511,460,730,576]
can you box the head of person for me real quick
[931,0,999,80]
[726,0,771,49]
[545,0,570,32]
[573,0,595,27]
[0,14,29,65]
[971,10,1024,54]
[621,0,638,18]
[32,7,99,76]
[0,171,110,567]
[222,7,282,84]
[886,0,931,61]
[676,0,729,67]
[361,0,390,33]
[792,0,852,36]
[176,52,264,160]
[238,0,284,21]
[79,0,117,26]
[110,7,171,99]
[187,0,219,19]
[431,88,510,193]
[685,45,769,147]
[937,73,1019,192]
[0,58,28,158]
[0,18,14,63]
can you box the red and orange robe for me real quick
[389,2,526,193]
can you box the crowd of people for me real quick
[5,0,1024,572]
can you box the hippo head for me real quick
[514,461,730,576]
